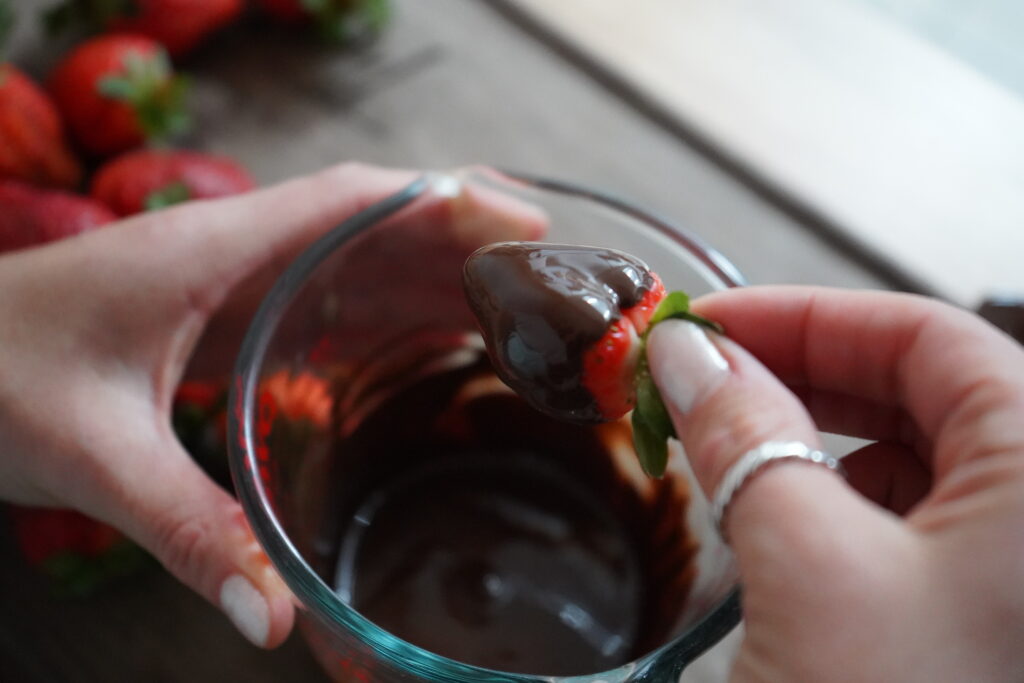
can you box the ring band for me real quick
[711,441,844,538]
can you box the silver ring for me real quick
[711,441,844,538]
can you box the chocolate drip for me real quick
[462,242,657,423]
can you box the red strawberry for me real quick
[0,180,116,253]
[10,507,121,565]
[44,0,245,58]
[48,34,189,158]
[258,0,390,45]
[0,64,82,188]
[7,505,151,597]
[174,379,224,410]
[91,148,255,215]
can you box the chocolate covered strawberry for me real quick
[258,0,390,45]
[92,148,255,215]
[0,64,82,188]
[49,34,189,157]
[0,180,115,253]
[44,0,244,57]
[463,242,721,476]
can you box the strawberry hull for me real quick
[463,242,664,424]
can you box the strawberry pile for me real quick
[1,0,390,595]
[92,149,255,215]
[463,242,722,477]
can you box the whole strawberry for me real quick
[0,64,82,188]
[92,149,255,215]
[45,0,245,58]
[464,242,667,423]
[259,0,390,45]
[463,242,722,476]
[7,506,151,598]
[0,180,115,253]
[49,34,189,158]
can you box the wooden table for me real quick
[2,1,895,681]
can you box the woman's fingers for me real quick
[691,286,1024,481]
[646,320,897,562]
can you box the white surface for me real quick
[508,0,1024,306]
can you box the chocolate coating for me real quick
[462,242,657,423]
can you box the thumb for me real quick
[104,446,295,648]
[121,162,420,316]
[646,320,894,564]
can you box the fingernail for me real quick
[220,574,270,647]
[647,320,729,415]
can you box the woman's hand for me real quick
[647,286,1024,682]
[0,163,544,648]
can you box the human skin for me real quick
[0,163,544,647]
[647,286,1024,682]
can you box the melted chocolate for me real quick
[320,353,697,677]
[462,242,658,423]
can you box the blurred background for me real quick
[1,0,1021,680]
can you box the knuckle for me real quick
[151,510,213,581]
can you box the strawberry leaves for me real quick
[632,355,675,477]
[0,0,13,55]
[98,49,190,141]
[44,0,138,37]
[144,181,191,210]
[301,0,390,45]
[630,290,722,477]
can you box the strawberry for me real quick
[0,64,82,189]
[91,148,255,215]
[44,0,245,58]
[7,506,151,597]
[0,180,115,253]
[262,370,332,427]
[48,34,189,158]
[463,242,722,476]
[258,0,390,45]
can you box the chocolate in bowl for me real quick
[316,342,697,676]
[229,169,744,683]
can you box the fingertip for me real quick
[445,176,551,246]
[219,573,273,647]
[218,542,296,648]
